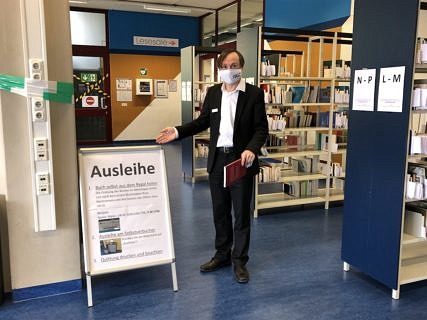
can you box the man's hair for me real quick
[217,49,245,69]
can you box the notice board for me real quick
[78,145,175,276]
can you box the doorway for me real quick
[70,9,111,144]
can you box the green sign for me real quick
[81,72,98,83]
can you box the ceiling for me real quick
[69,0,257,17]
[69,0,263,44]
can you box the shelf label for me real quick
[377,66,405,113]
[352,68,376,112]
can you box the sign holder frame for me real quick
[78,145,178,307]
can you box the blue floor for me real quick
[1,142,427,319]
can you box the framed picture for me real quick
[135,78,153,95]
[154,79,169,98]
[168,79,177,92]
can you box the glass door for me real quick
[72,54,111,144]
[70,9,111,144]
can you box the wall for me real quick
[265,0,351,29]
[110,54,181,140]
[106,10,197,140]
[0,0,80,295]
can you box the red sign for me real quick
[82,96,98,108]
[86,96,95,105]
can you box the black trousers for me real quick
[208,149,254,266]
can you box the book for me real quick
[291,157,312,173]
[224,159,247,188]
[290,85,306,103]
[308,85,319,103]
[286,134,300,148]
[404,210,426,238]
[319,87,331,103]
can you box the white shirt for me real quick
[216,79,246,147]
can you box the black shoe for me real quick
[200,258,231,272]
[233,264,249,283]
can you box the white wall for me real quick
[0,0,80,291]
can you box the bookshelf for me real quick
[341,0,425,299]
[237,27,351,217]
[180,46,221,183]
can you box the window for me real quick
[241,0,263,31]
[202,13,216,47]
[70,11,106,46]
[218,3,238,45]
[200,0,263,47]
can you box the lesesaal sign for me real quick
[133,36,179,48]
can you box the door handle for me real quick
[100,96,108,109]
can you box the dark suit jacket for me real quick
[176,82,268,176]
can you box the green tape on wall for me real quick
[0,74,25,92]
[0,74,73,103]
[43,82,74,103]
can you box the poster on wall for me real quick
[79,146,176,276]
[168,80,177,92]
[377,66,405,113]
[116,78,132,90]
[352,69,376,112]
[154,79,168,98]
[116,78,133,102]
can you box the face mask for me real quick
[219,68,242,84]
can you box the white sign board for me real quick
[79,146,176,276]
[377,66,405,112]
[352,69,376,111]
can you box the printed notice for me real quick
[377,66,405,112]
[117,90,132,102]
[352,69,376,111]
[79,146,174,275]
[116,79,132,102]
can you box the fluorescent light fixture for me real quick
[143,4,191,14]
[69,0,88,4]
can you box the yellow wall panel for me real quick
[109,54,180,139]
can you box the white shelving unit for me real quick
[180,46,222,183]
[240,28,351,217]
[395,3,427,297]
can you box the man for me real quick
[156,49,268,283]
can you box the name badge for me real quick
[212,108,218,113]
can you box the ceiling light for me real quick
[69,0,88,4]
[143,4,191,14]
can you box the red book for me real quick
[223,159,247,188]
